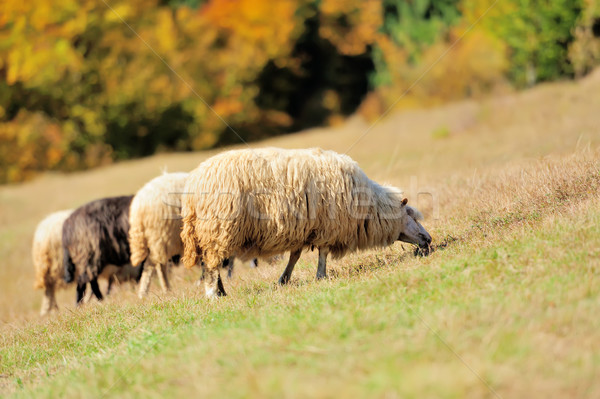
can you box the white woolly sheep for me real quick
[33,209,140,315]
[128,171,257,297]
[129,172,188,298]
[33,210,73,315]
[181,147,432,298]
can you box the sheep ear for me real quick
[401,198,408,206]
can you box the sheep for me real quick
[63,195,140,304]
[32,210,73,315]
[128,171,258,297]
[181,147,432,298]
[129,172,188,298]
[33,209,141,315]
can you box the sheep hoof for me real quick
[205,286,227,298]
[278,276,289,285]
[205,292,226,299]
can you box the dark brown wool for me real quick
[62,195,139,303]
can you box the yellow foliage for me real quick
[0,112,67,183]
[373,24,507,110]
[155,9,177,53]
[569,0,600,77]
[0,0,524,183]
[419,26,508,101]
[0,0,85,85]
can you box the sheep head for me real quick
[397,198,432,254]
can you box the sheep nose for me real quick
[419,233,432,244]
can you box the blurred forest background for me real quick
[1,0,600,183]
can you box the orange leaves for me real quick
[203,0,300,57]
[212,97,245,118]
[319,0,383,55]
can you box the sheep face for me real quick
[397,200,432,253]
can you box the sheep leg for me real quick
[106,275,115,296]
[90,279,103,301]
[138,260,155,299]
[278,249,302,285]
[316,247,329,280]
[40,284,58,316]
[156,262,170,293]
[217,274,226,296]
[221,257,235,279]
[76,283,87,305]
[227,257,235,278]
[204,262,226,298]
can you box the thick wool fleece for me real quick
[129,172,188,267]
[33,209,73,291]
[63,196,133,285]
[181,148,413,270]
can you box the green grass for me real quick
[2,75,600,397]
[2,200,599,398]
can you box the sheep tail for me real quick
[181,207,199,269]
[129,220,148,267]
[63,247,75,283]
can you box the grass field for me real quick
[1,71,600,397]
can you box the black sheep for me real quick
[63,195,141,304]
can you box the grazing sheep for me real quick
[33,210,73,315]
[128,171,259,298]
[181,147,432,298]
[129,172,188,298]
[63,195,139,304]
[33,209,140,315]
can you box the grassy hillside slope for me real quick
[1,71,600,397]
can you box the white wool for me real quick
[129,172,188,297]
[129,172,188,266]
[181,148,414,269]
[32,209,73,291]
